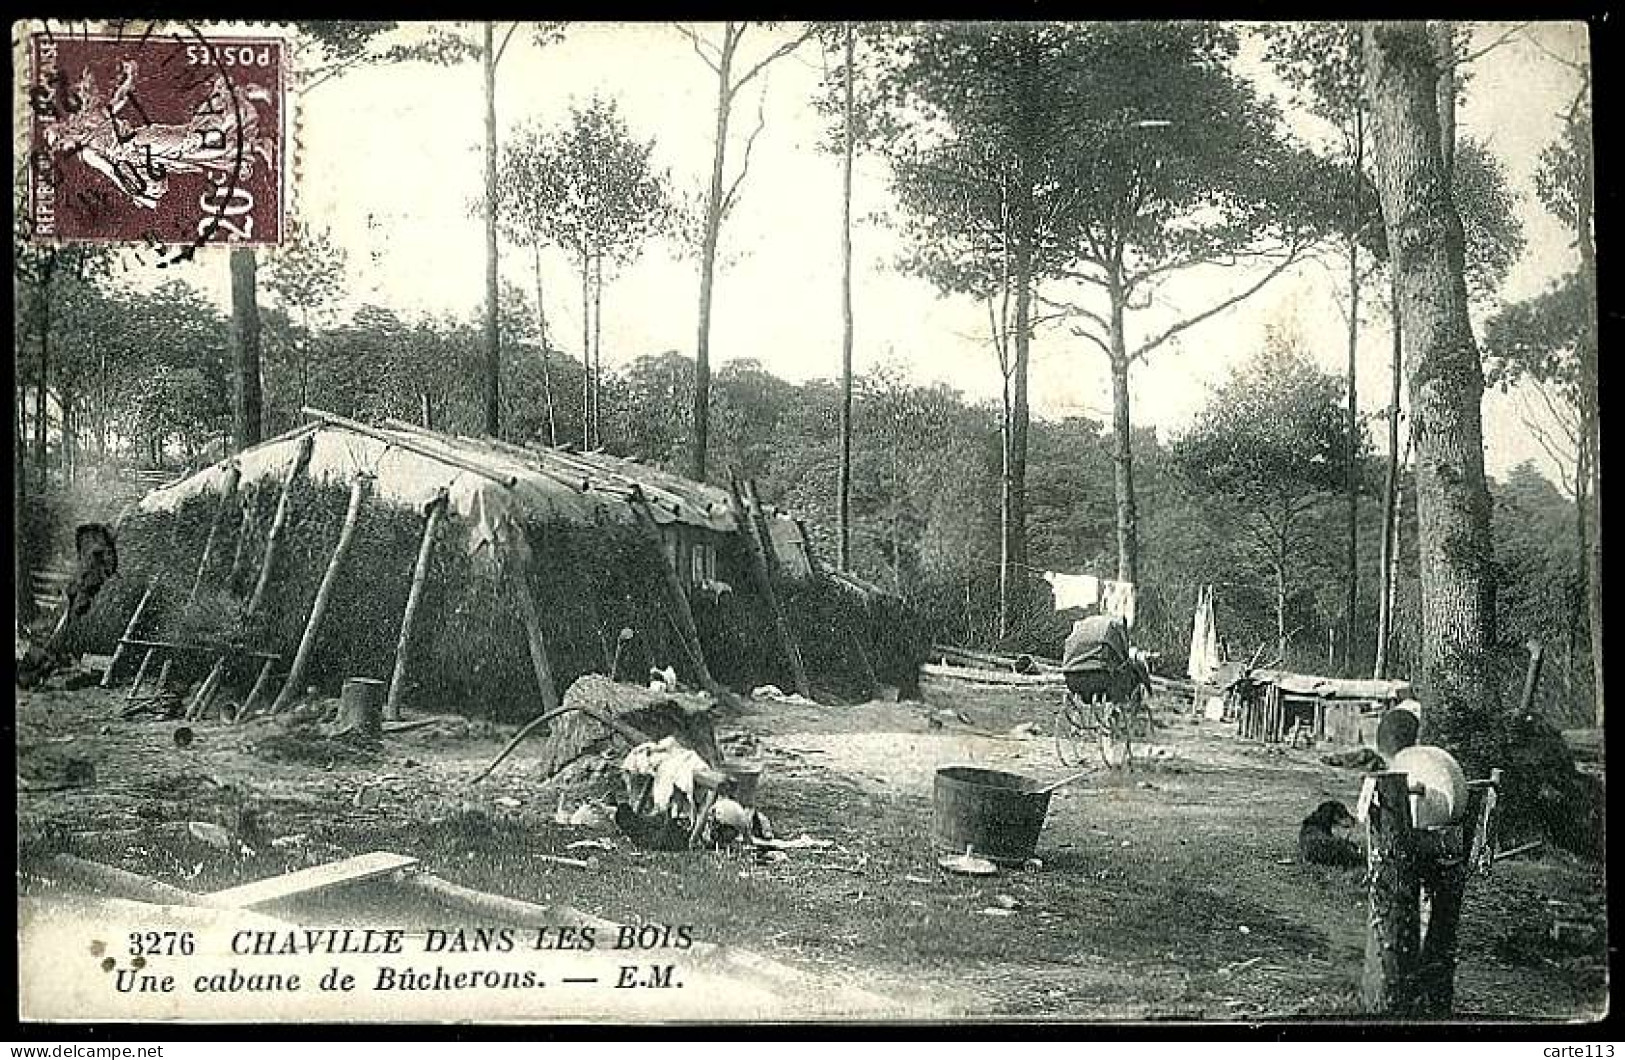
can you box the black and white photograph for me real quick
[11,19,1607,1026]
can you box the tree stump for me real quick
[1361,771,1420,1013]
[337,677,385,740]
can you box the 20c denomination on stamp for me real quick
[26,24,288,255]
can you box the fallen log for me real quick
[920,662,1063,687]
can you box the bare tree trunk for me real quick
[1343,114,1365,676]
[230,247,263,451]
[997,376,1013,639]
[1366,22,1501,758]
[482,22,502,439]
[580,259,592,450]
[1276,515,1290,664]
[1106,265,1139,586]
[592,253,603,448]
[691,25,738,483]
[837,22,856,573]
[532,243,558,447]
[1375,272,1403,678]
[1000,229,1031,639]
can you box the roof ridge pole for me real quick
[299,407,517,488]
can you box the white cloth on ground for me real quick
[1044,572,1101,612]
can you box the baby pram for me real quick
[1055,615,1155,768]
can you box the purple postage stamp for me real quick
[26,25,288,252]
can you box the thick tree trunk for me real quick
[691,26,737,483]
[1365,22,1501,761]
[1375,273,1403,678]
[837,23,856,573]
[229,247,263,451]
[1106,266,1139,586]
[482,23,502,439]
[1575,188,1602,727]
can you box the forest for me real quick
[14,21,1599,727]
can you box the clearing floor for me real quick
[14,680,1609,1022]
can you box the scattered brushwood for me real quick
[16,744,97,791]
[475,674,720,783]
[246,714,382,766]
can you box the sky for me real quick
[129,20,1593,483]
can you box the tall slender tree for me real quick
[675,21,816,481]
[1265,23,1381,675]
[498,96,673,448]
[838,23,857,572]
[1039,23,1335,590]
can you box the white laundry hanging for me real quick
[1043,571,1101,612]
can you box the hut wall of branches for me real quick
[75,416,921,719]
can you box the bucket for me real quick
[720,762,763,807]
[932,765,1054,866]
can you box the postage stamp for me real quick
[25,24,287,251]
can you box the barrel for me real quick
[932,765,1054,866]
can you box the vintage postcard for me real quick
[12,19,1605,1027]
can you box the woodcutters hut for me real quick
[82,409,920,721]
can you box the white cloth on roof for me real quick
[1101,578,1137,629]
[1187,584,1221,685]
[1044,572,1101,612]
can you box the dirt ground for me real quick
[14,676,1610,1023]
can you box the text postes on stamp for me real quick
[27,27,287,251]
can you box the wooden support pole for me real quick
[125,648,155,702]
[101,579,156,688]
[1361,770,1420,1014]
[630,491,715,691]
[184,660,225,721]
[733,478,811,699]
[226,498,256,595]
[268,474,370,715]
[508,546,561,716]
[237,658,277,721]
[386,490,448,721]
[188,464,242,603]
[247,432,317,618]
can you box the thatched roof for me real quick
[136,412,746,556]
